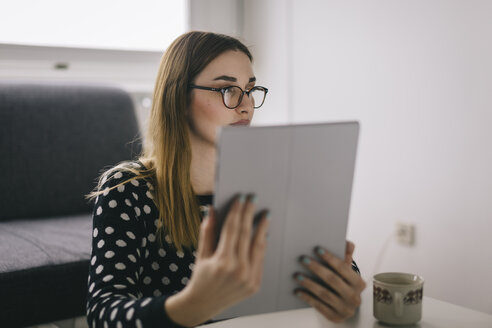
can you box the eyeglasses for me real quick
[189,84,269,109]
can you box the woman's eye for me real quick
[224,87,240,95]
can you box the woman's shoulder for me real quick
[91,161,155,237]
[98,160,155,195]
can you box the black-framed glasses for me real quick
[189,84,269,109]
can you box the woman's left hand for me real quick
[293,241,366,323]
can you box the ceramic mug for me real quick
[373,272,424,325]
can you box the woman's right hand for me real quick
[165,194,270,327]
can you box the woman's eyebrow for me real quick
[214,75,236,82]
[213,75,257,83]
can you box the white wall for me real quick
[242,0,290,125]
[242,0,492,314]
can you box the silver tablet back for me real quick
[213,121,359,319]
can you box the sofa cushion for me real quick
[0,214,92,327]
[0,213,92,273]
[0,81,142,221]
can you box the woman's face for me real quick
[188,50,256,146]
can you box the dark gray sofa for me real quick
[0,81,142,327]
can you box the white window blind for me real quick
[0,0,187,51]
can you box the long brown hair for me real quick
[87,31,253,251]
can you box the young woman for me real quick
[86,31,366,328]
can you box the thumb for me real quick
[344,240,355,265]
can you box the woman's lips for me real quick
[230,120,250,126]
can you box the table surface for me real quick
[201,287,492,328]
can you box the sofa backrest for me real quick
[0,81,142,221]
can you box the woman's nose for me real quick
[236,93,254,113]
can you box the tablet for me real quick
[213,121,359,319]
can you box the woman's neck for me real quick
[190,136,216,196]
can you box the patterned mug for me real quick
[373,272,424,325]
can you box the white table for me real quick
[202,288,492,328]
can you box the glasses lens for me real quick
[251,87,266,109]
[223,86,242,108]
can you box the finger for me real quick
[253,247,266,288]
[314,247,366,292]
[251,218,269,289]
[237,194,257,259]
[216,194,245,256]
[344,241,355,265]
[300,255,365,306]
[295,290,344,323]
[250,212,270,279]
[197,207,216,259]
[293,274,356,319]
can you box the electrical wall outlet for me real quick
[396,222,416,246]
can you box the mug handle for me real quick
[395,292,403,317]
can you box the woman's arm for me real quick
[87,171,182,328]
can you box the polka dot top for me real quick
[86,161,211,328]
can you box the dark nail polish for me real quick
[238,194,245,203]
[301,256,311,265]
[250,194,257,204]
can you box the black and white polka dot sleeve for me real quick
[86,169,185,328]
